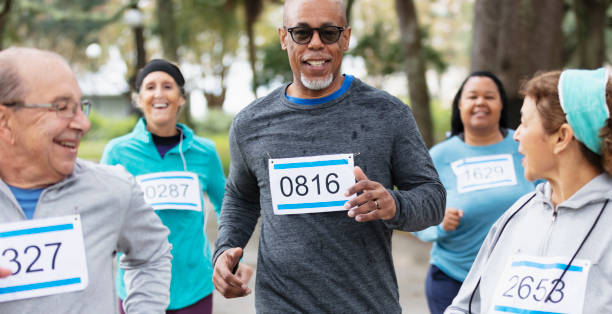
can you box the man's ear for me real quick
[279,27,288,51]
[553,123,574,155]
[0,106,14,144]
[342,26,351,51]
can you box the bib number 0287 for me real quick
[136,171,203,212]
[269,154,355,215]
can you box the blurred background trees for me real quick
[0,0,610,150]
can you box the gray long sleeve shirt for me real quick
[0,159,172,314]
[214,78,445,313]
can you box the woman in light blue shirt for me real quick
[414,71,537,314]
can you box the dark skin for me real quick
[344,166,397,222]
[212,247,253,298]
[213,0,397,299]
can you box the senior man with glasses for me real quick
[212,0,445,312]
[0,47,172,314]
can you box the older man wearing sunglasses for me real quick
[212,0,445,312]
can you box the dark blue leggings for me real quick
[425,264,462,314]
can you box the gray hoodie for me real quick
[0,159,172,314]
[446,173,612,313]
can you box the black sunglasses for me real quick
[286,25,345,45]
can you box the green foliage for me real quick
[175,0,240,62]
[349,21,448,77]
[430,99,451,145]
[197,132,231,175]
[255,40,292,88]
[83,110,138,141]
[7,0,128,64]
[195,109,235,134]
[78,139,109,162]
[349,22,403,76]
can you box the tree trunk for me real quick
[205,63,228,110]
[345,0,355,24]
[156,0,179,62]
[245,0,263,97]
[471,0,564,128]
[0,0,13,50]
[126,4,147,117]
[155,0,195,128]
[395,0,433,147]
[205,88,226,110]
[573,0,610,69]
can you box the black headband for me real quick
[135,59,185,91]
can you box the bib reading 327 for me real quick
[0,215,88,302]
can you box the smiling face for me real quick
[137,71,185,136]
[458,76,503,135]
[6,53,91,186]
[513,96,556,181]
[280,0,351,98]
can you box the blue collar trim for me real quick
[286,75,354,105]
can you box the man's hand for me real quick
[236,263,254,285]
[442,207,464,231]
[0,267,12,278]
[344,166,396,222]
[213,247,252,298]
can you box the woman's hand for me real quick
[442,207,464,231]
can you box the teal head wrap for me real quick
[558,68,609,155]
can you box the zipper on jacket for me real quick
[539,206,558,255]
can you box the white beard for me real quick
[300,73,334,90]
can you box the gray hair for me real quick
[0,47,69,105]
[0,52,25,105]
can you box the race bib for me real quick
[269,154,355,215]
[0,215,88,302]
[136,171,203,212]
[451,154,517,193]
[490,255,590,314]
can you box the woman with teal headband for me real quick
[446,68,612,314]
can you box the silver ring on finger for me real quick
[374,199,380,210]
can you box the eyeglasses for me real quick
[3,99,92,118]
[286,25,345,45]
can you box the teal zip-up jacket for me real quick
[101,118,225,310]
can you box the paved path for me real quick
[206,214,432,314]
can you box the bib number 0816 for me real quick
[279,173,340,197]
[268,154,355,215]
